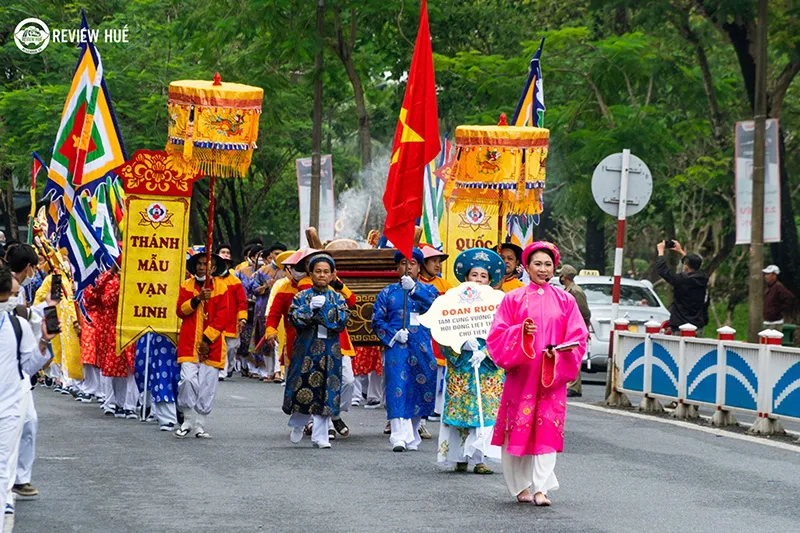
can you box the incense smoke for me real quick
[334,155,390,244]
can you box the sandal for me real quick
[533,492,551,506]
[454,462,468,473]
[262,377,274,383]
[473,463,493,475]
[516,488,533,503]
[174,427,191,439]
[273,372,284,384]
[304,422,313,436]
[195,430,212,439]
[332,418,350,438]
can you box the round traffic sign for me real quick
[591,152,653,217]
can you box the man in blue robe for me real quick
[372,248,439,452]
[283,254,350,449]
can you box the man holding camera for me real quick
[656,240,709,335]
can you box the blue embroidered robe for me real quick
[372,282,438,419]
[283,287,350,416]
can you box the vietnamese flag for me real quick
[382,0,440,259]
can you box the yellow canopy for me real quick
[166,77,264,178]
[443,124,549,215]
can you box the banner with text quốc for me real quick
[114,150,200,353]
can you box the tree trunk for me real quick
[585,212,606,273]
[332,8,372,168]
[310,0,324,229]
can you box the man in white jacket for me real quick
[0,263,54,524]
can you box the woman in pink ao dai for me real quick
[486,241,588,506]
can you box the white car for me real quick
[551,275,671,371]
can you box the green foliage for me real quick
[0,0,797,328]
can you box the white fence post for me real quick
[608,318,632,408]
[749,329,786,435]
[638,320,663,413]
[672,323,699,419]
[711,326,737,426]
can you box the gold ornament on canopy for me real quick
[166,74,263,178]
[442,120,549,216]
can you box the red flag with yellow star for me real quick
[382,0,440,259]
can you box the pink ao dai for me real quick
[486,282,588,457]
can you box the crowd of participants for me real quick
[1,233,590,520]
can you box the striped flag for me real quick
[507,38,546,243]
[512,38,545,128]
[45,12,126,208]
[42,12,125,294]
[420,134,454,248]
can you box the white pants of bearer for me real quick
[389,418,422,450]
[220,338,240,378]
[178,362,218,433]
[501,445,559,496]
[289,413,330,446]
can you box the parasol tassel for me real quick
[183,105,195,160]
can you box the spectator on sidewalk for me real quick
[762,265,795,330]
[558,265,591,398]
[655,240,709,335]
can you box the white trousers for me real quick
[435,366,446,414]
[99,375,112,403]
[367,371,384,404]
[153,401,177,426]
[501,447,559,496]
[339,357,354,413]
[0,393,22,510]
[16,393,37,485]
[111,375,137,411]
[80,365,100,396]
[178,363,218,416]
[389,417,421,449]
[353,375,367,403]
[47,363,60,380]
[247,360,270,378]
[288,413,330,446]
[221,337,240,377]
[4,380,31,507]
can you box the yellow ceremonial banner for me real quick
[116,195,190,353]
[440,203,506,284]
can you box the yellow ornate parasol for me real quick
[442,117,549,217]
[166,73,263,276]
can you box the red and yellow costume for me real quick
[502,276,525,293]
[83,270,134,377]
[219,271,248,339]
[176,277,229,369]
[265,277,302,362]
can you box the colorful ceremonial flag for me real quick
[507,38,546,241]
[512,38,545,128]
[382,0,440,260]
[45,12,126,208]
[421,160,441,248]
[41,12,125,295]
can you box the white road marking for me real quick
[570,402,800,453]
[228,395,247,400]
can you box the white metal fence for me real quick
[614,328,800,425]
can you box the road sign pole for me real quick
[604,149,630,403]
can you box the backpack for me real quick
[7,311,24,380]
